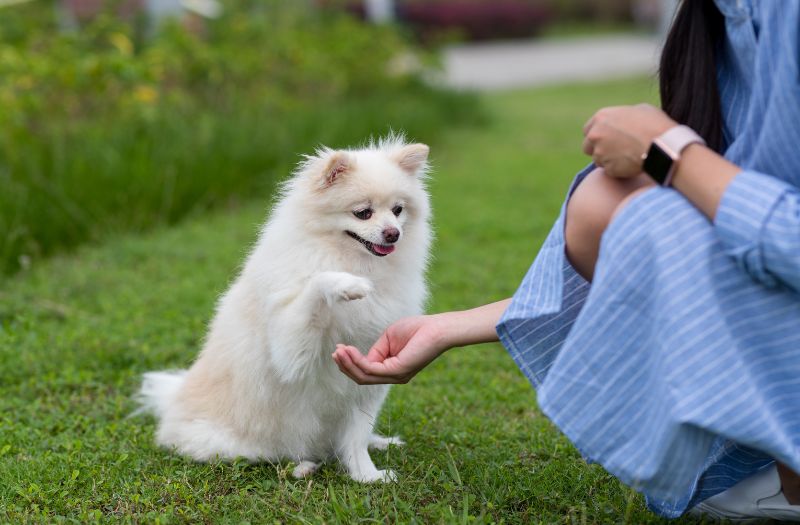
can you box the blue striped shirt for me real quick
[496,0,800,517]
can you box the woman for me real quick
[333,0,800,519]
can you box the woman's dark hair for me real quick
[659,0,726,152]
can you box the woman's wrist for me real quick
[430,299,511,352]
[670,143,740,220]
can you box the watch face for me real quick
[643,142,673,184]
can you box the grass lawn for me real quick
[0,77,712,523]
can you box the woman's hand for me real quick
[582,103,677,178]
[332,315,449,385]
[333,299,511,385]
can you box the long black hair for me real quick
[659,0,726,152]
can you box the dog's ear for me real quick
[320,151,353,188]
[392,143,429,175]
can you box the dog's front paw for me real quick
[380,469,397,483]
[292,460,320,479]
[350,469,397,483]
[325,272,373,303]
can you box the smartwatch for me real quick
[642,125,706,186]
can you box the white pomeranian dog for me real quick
[137,135,431,483]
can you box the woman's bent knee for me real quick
[565,169,654,281]
[610,185,654,223]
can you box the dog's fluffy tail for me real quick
[134,370,187,418]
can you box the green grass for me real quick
[539,21,644,40]
[0,77,713,523]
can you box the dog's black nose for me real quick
[383,228,400,244]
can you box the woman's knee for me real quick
[610,185,654,223]
[565,169,654,280]
[567,170,616,243]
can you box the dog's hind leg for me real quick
[336,405,395,483]
[270,272,372,383]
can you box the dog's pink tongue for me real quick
[374,244,395,255]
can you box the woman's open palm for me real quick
[332,315,447,385]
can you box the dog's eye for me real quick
[392,205,403,217]
[353,209,372,220]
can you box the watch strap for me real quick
[646,125,706,186]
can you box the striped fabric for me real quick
[496,0,800,518]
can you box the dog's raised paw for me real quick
[331,273,373,302]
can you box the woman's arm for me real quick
[433,298,510,347]
[584,104,800,292]
[581,103,742,219]
[667,143,740,220]
[332,299,510,385]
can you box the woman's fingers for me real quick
[582,135,595,156]
[343,346,405,383]
[332,346,361,383]
[344,345,390,375]
[333,349,376,384]
[365,332,391,363]
[332,345,402,385]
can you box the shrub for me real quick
[0,2,480,275]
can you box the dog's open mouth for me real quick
[346,231,395,257]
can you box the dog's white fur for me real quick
[138,135,431,482]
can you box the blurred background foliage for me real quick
[0,0,481,275]
[0,0,657,276]
[329,0,651,43]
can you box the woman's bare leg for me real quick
[778,463,800,504]
[564,168,654,281]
